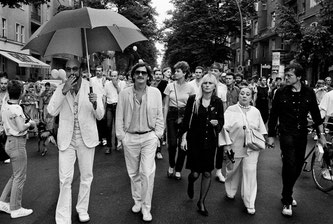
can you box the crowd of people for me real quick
[0,57,332,223]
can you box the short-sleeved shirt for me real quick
[104,80,126,104]
[2,103,28,136]
[164,82,196,108]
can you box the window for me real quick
[271,12,276,28]
[15,24,20,41]
[15,24,25,42]
[1,18,6,37]
[20,26,24,43]
[255,45,258,59]
[310,0,318,8]
[254,21,258,35]
[0,56,5,73]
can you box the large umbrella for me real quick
[22,7,147,58]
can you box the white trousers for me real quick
[55,133,95,224]
[225,150,259,209]
[123,132,158,214]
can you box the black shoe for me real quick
[187,179,194,199]
[41,150,47,157]
[167,170,174,178]
[197,202,208,216]
[105,148,111,154]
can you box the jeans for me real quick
[106,103,117,148]
[0,136,27,210]
[166,108,186,172]
[279,133,307,205]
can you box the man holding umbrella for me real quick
[47,58,104,223]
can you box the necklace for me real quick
[238,102,250,109]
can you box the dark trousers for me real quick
[106,103,117,148]
[279,133,307,205]
[215,146,224,169]
[97,113,107,141]
[167,109,186,172]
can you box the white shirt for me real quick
[90,76,106,96]
[188,79,201,94]
[104,80,127,104]
[217,82,227,103]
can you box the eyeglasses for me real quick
[134,70,148,76]
[65,66,79,72]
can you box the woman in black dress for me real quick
[180,74,224,216]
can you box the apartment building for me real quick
[0,0,73,81]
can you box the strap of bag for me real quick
[174,82,180,119]
[237,103,249,147]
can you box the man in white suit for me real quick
[116,62,164,222]
[47,58,104,223]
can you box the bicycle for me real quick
[303,121,333,192]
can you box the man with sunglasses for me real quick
[47,58,105,223]
[116,62,164,222]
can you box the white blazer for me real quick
[47,79,105,151]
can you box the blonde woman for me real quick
[180,74,224,216]
[220,87,267,215]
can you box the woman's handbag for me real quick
[238,104,266,151]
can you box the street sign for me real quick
[237,65,243,73]
[261,64,271,69]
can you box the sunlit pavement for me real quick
[0,135,332,224]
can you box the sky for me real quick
[151,0,174,66]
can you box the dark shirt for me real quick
[268,84,322,137]
[156,80,168,99]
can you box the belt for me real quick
[128,130,153,135]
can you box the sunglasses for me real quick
[134,70,148,76]
[65,66,79,72]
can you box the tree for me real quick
[162,0,256,69]
[276,1,333,76]
[0,0,49,8]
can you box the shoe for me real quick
[167,167,174,178]
[247,208,256,215]
[102,139,107,146]
[11,207,33,219]
[105,148,111,154]
[282,205,292,217]
[197,202,208,216]
[156,152,163,160]
[292,199,297,207]
[322,169,333,181]
[162,141,166,146]
[78,213,90,222]
[175,172,182,180]
[41,149,47,157]
[187,180,194,199]
[215,172,225,183]
[0,201,10,214]
[142,211,152,222]
[226,194,235,200]
[4,159,10,164]
[314,135,318,140]
[131,204,141,213]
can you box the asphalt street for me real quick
[0,135,333,224]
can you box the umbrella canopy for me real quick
[22,7,147,56]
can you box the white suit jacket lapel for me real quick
[65,93,74,113]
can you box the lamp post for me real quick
[234,0,243,67]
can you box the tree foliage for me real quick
[276,1,333,70]
[0,0,49,8]
[162,0,256,69]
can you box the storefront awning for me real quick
[0,51,50,69]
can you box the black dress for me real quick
[256,86,269,123]
[180,95,224,173]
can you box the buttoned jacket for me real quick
[47,79,105,151]
[116,86,164,141]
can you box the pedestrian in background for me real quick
[180,74,224,216]
[116,62,164,222]
[254,76,269,124]
[0,80,36,218]
[47,58,105,223]
[163,67,172,83]
[104,70,126,154]
[0,76,9,164]
[151,68,168,160]
[220,87,267,215]
[267,62,326,217]
[164,61,196,180]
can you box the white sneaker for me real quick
[78,213,90,222]
[4,159,10,164]
[131,204,141,213]
[142,211,152,222]
[102,139,107,146]
[247,208,255,215]
[282,205,292,216]
[0,201,10,214]
[292,199,297,207]
[156,152,163,160]
[11,207,33,219]
[322,169,333,181]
